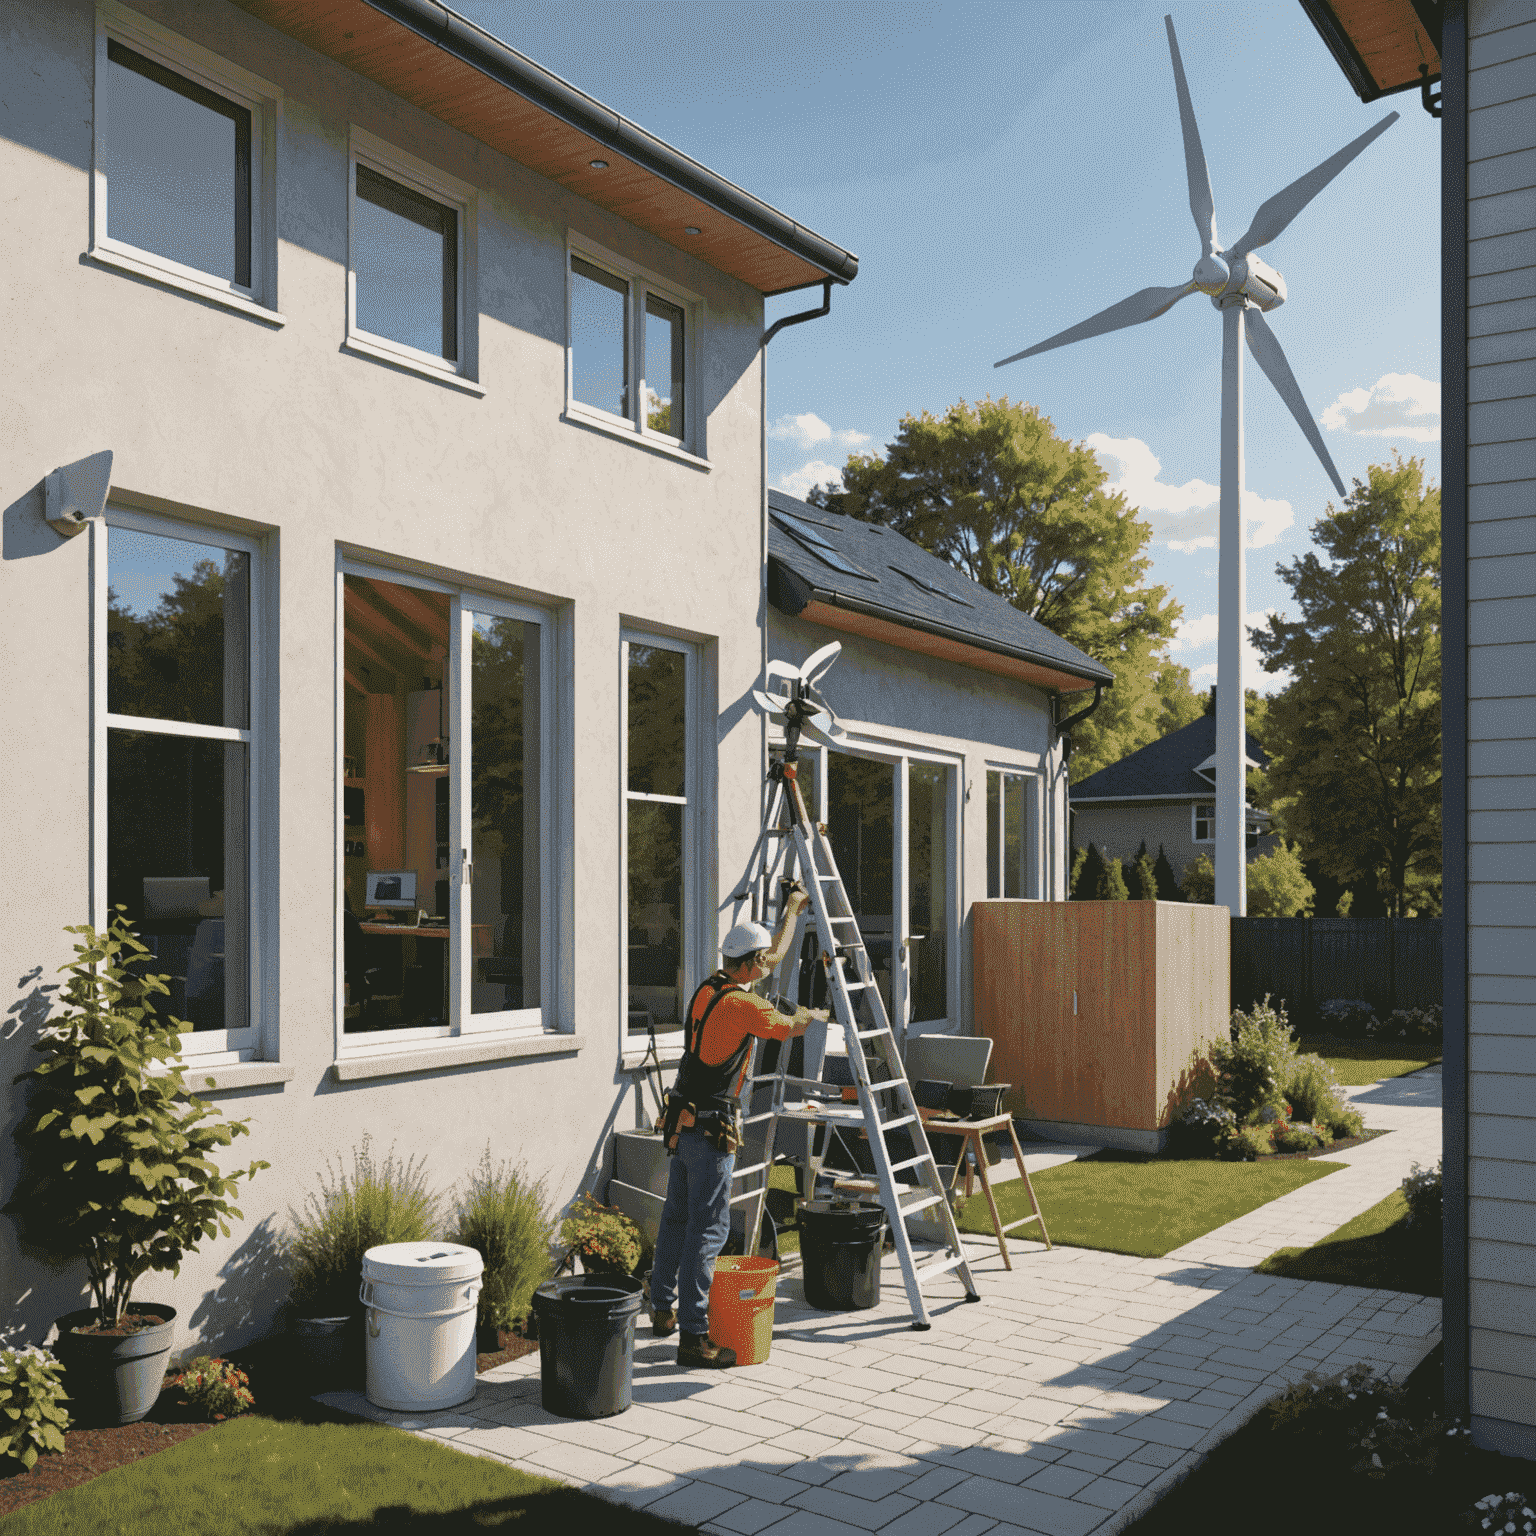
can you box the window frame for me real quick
[986,765,1041,901]
[91,1,283,324]
[346,126,481,394]
[621,629,706,1051]
[335,556,563,1058]
[92,506,270,1063]
[1193,803,1215,844]
[566,237,704,464]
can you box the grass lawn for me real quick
[0,1415,691,1535]
[1257,1189,1441,1295]
[1297,1035,1441,1085]
[952,1152,1342,1257]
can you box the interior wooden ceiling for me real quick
[1310,0,1441,96]
[233,0,843,295]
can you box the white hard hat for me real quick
[722,920,772,959]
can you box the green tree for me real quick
[1252,457,1441,916]
[1072,843,1128,900]
[1152,845,1182,901]
[1245,842,1316,917]
[809,397,1201,778]
[1131,844,1159,901]
[1181,853,1215,903]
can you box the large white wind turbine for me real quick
[996,15,1396,915]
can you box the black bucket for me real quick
[797,1199,886,1311]
[530,1275,644,1418]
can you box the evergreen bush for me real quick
[1103,854,1130,901]
[1132,846,1159,901]
[1069,845,1087,898]
[285,1135,442,1318]
[1074,844,1107,900]
[1153,845,1182,901]
[1181,853,1215,903]
[451,1147,556,1332]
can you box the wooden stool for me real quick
[919,1108,1051,1269]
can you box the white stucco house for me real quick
[0,0,864,1354]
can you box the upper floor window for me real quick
[92,4,280,319]
[346,129,479,391]
[568,242,696,454]
[98,514,266,1059]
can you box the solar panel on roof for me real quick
[890,566,973,607]
[771,512,875,580]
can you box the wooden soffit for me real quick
[233,0,856,295]
[1300,0,1442,100]
[797,599,1101,698]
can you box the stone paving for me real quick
[325,1067,1444,1536]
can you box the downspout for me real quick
[1052,683,1105,759]
[760,280,833,349]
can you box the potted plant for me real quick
[5,913,267,1425]
[283,1135,440,1382]
[558,1193,642,1278]
[451,1146,554,1352]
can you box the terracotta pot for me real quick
[51,1303,177,1426]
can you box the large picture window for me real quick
[99,516,260,1056]
[568,243,694,452]
[340,566,553,1044]
[91,5,279,317]
[624,635,697,1037]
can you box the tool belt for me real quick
[659,1093,742,1155]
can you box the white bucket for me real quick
[360,1241,484,1412]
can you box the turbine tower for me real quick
[995,15,1396,915]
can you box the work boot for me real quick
[651,1307,677,1338]
[677,1331,736,1369]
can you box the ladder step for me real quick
[914,1252,970,1283]
[815,874,840,881]
[841,980,876,991]
[890,1153,934,1174]
[854,1027,893,1041]
[730,1161,771,1179]
[899,1192,945,1215]
[878,1114,917,1132]
[999,1213,1043,1234]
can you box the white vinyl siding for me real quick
[1466,0,1536,1451]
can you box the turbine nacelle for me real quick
[1213,251,1286,312]
[1191,251,1230,295]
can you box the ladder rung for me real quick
[999,1213,1043,1234]
[914,1252,970,1283]
[815,874,840,881]
[890,1153,934,1174]
[878,1114,917,1132]
[854,1027,892,1041]
[827,916,858,924]
[899,1192,945,1215]
[730,1161,771,1179]
[840,980,875,991]
[727,1189,767,1206]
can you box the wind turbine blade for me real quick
[798,719,846,752]
[1229,112,1398,257]
[995,282,1197,367]
[800,640,842,690]
[752,689,789,721]
[1165,15,1218,256]
[764,659,799,691]
[1244,309,1346,498]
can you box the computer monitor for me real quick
[365,870,417,910]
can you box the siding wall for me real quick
[1466,0,1536,1456]
[1071,800,1279,882]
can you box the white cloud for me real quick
[768,412,871,452]
[1174,609,1291,695]
[1320,372,1440,443]
[1085,433,1293,550]
[773,460,844,500]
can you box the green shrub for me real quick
[1153,845,1182,901]
[1317,998,1376,1037]
[1212,996,1299,1123]
[1274,1124,1320,1153]
[1132,848,1159,901]
[1286,1052,1352,1128]
[171,1356,254,1421]
[1321,1100,1366,1140]
[559,1193,642,1276]
[1167,1097,1236,1157]
[1069,845,1087,897]
[1401,1161,1442,1231]
[1181,853,1215,903]
[0,1347,69,1471]
[285,1135,442,1318]
[451,1148,555,1332]
[1371,1005,1443,1045]
[1229,1124,1276,1160]
[1246,841,1316,917]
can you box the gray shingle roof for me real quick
[1071,710,1269,801]
[766,489,1112,687]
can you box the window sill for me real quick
[331,1032,584,1082]
[562,405,709,470]
[343,335,486,396]
[621,1041,685,1071]
[184,1061,295,1092]
[87,245,285,327]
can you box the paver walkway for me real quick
[327,1067,1443,1536]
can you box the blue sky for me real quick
[459,1,1441,694]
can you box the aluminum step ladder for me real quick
[731,758,981,1330]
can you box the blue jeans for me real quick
[650,1128,735,1335]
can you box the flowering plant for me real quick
[1467,1492,1533,1534]
[0,1346,70,1470]
[1400,1161,1443,1230]
[169,1355,254,1421]
[559,1193,642,1277]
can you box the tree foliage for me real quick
[1252,458,1441,916]
[1131,844,1159,901]
[1245,842,1316,917]
[808,397,1201,778]
[6,915,267,1328]
[1072,843,1128,900]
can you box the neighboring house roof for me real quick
[1297,0,1441,101]
[233,0,857,296]
[766,489,1112,696]
[1071,711,1269,802]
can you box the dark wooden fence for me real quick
[1230,917,1442,1028]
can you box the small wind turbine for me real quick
[995,14,1396,915]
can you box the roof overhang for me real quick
[232,0,859,295]
[1298,0,1442,101]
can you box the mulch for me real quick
[0,1328,540,1518]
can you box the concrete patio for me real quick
[325,1066,1443,1536]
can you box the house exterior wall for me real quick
[766,611,1070,1038]
[1071,800,1280,884]
[1462,0,1536,1459]
[0,0,769,1354]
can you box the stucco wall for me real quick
[0,0,770,1353]
[767,610,1071,1037]
[1464,0,1536,1458]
